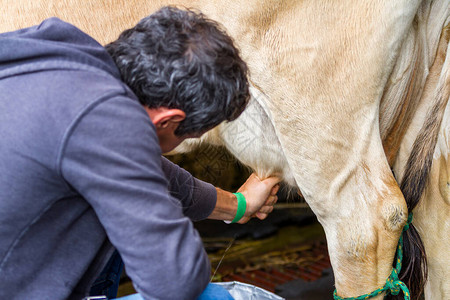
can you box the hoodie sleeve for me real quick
[60,95,210,300]
[160,157,217,221]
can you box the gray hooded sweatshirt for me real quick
[0,18,215,300]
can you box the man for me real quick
[0,6,280,300]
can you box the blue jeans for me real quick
[89,250,124,299]
[90,251,233,300]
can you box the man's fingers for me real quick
[258,205,274,215]
[264,195,278,206]
[262,176,281,188]
[270,184,280,196]
[255,212,268,220]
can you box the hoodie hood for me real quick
[0,18,121,79]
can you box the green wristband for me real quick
[231,192,247,223]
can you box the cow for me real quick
[1,1,448,299]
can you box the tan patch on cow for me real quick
[439,148,450,206]
[344,229,374,262]
[381,202,407,232]
[244,0,297,42]
[377,169,408,232]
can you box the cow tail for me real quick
[391,36,449,300]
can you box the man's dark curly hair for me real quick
[105,6,250,136]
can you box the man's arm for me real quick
[161,157,280,223]
[160,156,217,221]
[210,174,280,223]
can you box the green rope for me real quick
[333,213,413,300]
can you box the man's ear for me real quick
[145,107,186,129]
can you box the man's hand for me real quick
[236,173,280,223]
